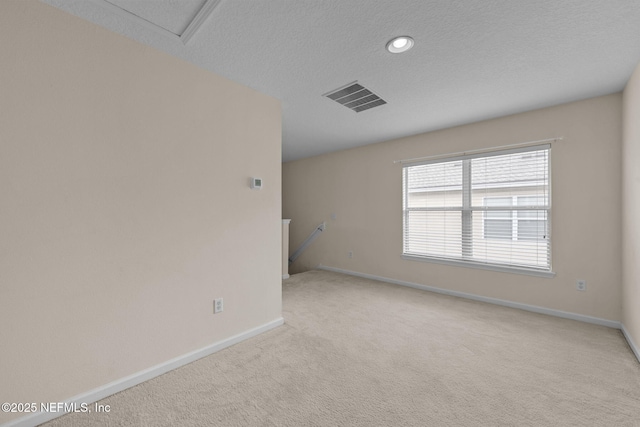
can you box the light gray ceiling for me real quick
[42,0,640,162]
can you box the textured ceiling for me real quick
[42,0,640,162]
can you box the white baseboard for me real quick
[2,317,285,427]
[317,265,621,329]
[282,274,290,279]
[621,323,640,364]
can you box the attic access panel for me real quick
[324,82,387,113]
[98,0,222,44]
[105,0,207,35]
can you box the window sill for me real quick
[401,254,556,278]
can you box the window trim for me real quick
[402,143,554,277]
[401,253,556,278]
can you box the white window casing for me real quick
[402,144,553,277]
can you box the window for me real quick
[515,196,548,241]
[483,196,548,241]
[402,144,551,275]
[483,197,513,240]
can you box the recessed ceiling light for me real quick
[386,36,414,53]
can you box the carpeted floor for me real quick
[44,270,640,426]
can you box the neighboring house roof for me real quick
[407,151,548,192]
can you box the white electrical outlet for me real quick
[214,298,224,313]
[348,250,353,259]
[576,280,586,292]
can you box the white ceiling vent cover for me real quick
[323,82,387,113]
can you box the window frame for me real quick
[402,144,554,278]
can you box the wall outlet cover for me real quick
[214,298,224,313]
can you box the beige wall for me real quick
[284,94,622,321]
[0,1,281,423]
[623,63,640,350]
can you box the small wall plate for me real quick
[250,177,262,189]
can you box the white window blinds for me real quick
[402,144,551,274]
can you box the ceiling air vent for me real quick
[323,82,387,113]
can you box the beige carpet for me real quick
[44,270,640,426]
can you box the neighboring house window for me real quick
[483,196,548,241]
[483,197,513,240]
[402,144,551,275]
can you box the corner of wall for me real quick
[621,61,640,363]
